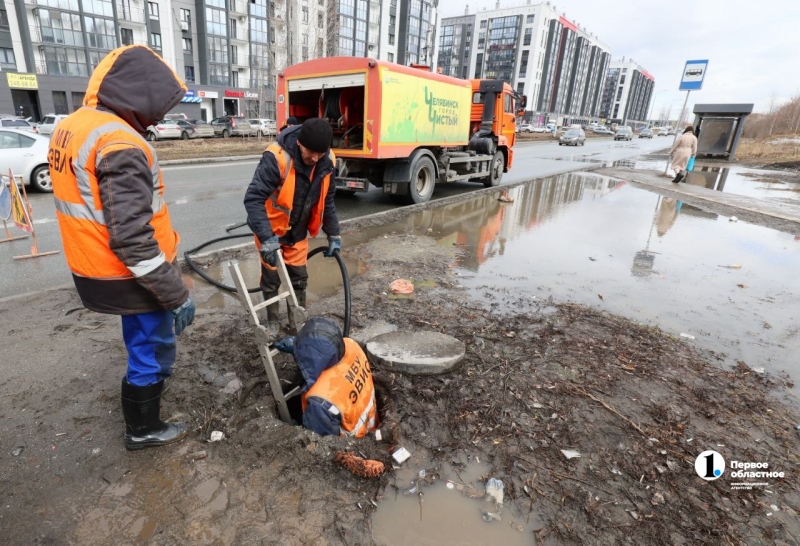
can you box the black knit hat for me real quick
[286,116,298,125]
[297,118,333,153]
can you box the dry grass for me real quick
[153,136,273,161]
[735,137,800,161]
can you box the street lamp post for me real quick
[647,89,668,128]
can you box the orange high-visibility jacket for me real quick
[50,45,188,314]
[302,338,379,438]
[261,142,335,239]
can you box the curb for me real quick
[160,155,262,166]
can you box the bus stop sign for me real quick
[680,60,708,91]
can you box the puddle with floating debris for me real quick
[372,457,545,546]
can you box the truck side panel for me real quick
[377,67,472,152]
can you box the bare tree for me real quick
[326,0,340,57]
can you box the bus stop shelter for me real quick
[692,103,753,161]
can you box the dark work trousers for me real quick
[258,238,309,295]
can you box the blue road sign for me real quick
[680,60,708,91]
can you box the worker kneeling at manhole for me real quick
[276,317,379,437]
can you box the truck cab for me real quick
[469,80,523,174]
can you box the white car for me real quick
[0,117,39,134]
[145,120,188,141]
[0,128,52,192]
[37,114,69,136]
[249,118,277,137]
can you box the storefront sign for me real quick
[198,90,219,99]
[185,90,196,97]
[6,73,38,90]
[225,90,245,98]
[245,91,258,99]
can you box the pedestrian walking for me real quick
[49,45,195,451]
[669,125,698,183]
[244,118,341,337]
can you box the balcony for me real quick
[24,0,37,6]
[229,26,248,43]
[231,54,249,67]
[116,4,146,24]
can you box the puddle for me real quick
[373,458,543,546]
[336,170,799,395]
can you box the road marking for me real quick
[33,218,56,225]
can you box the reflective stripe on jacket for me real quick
[263,142,335,239]
[302,338,379,438]
[50,45,188,314]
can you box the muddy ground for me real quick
[1,216,799,545]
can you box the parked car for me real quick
[210,116,257,138]
[37,114,69,136]
[516,123,535,133]
[0,117,39,134]
[164,113,189,121]
[559,128,586,146]
[639,128,654,139]
[593,127,614,135]
[145,120,188,141]
[0,129,52,192]
[176,119,216,139]
[667,128,676,136]
[658,127,670,136]
[614,128,633,141]
[249,118,277,137]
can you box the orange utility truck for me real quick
[276,57,525,204]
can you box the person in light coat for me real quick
[669,125,698,183]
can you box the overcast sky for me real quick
[441,0,800,116]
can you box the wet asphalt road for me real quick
[1,136,670,299]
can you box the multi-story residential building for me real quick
[0,0,439,122]
[437,2,612,126]
[598,59,655,126]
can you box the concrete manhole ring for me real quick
[366,330,466,376]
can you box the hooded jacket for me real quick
[294,318,378,437]
[50,46,189,314]
[243,125,340,246]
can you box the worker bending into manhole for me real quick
[244,118,342,337]
[277,317,379,437]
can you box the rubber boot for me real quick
[121,379,187,451]
[287,289,307,334]
[672,170,684,183]
[263,290,281,339]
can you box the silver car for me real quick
[37,114,69,136]
[0,117,39,134]
[145,120,187,141]
[0,128,52,192]
[559,128,586,146]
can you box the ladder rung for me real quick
[269,348,280,358]
[252,292,292,312]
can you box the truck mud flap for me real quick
[335,177,370,192]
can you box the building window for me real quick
[302,6,308,23]
[389,14,395,27]
[302,34,308,45]
[526,14,534,24]
[318,11,323,26]
[475,53,482,78]
[616,86,623,100]
[230,18,237,39]
[83,0,113,17]
[71,92,84,111]
[120,28,133,45]
[523,27,532,46]
[620,75,626,84]
[388,34,394,45]
[41,46,88,77]
[52,91,69,115]
[519,50,529,77]
[388,52,394,62]
[180,8,191,23]
[150,32,162,49]
[0,47,16,70]
[38,10,84,47]
[182,38,192,53]
[0,9,9,30]
[232,70,238,87]
[480,20,486,28]
[185,66,195,82]
[517,82,525,95]
[302,45,308,61]
[84,16,117,49]
[148,1,158,19]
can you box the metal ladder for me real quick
[228,255,307,423]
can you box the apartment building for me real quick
[437,1,611,126]
[0,0,440,121]
[598,59,655,126]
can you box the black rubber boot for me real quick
[262,290,281,339]
[672,170,684,183]
[121,379,187,451]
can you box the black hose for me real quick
[183,231,351,337]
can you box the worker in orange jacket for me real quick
[243,118,341,337]
[50,46,194,451]
[276,318,378,437]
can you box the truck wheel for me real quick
[407,156,435,204]
[484,151,504,188]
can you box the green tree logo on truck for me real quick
[425,86,460,129]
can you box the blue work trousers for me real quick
[121,310,176,386]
